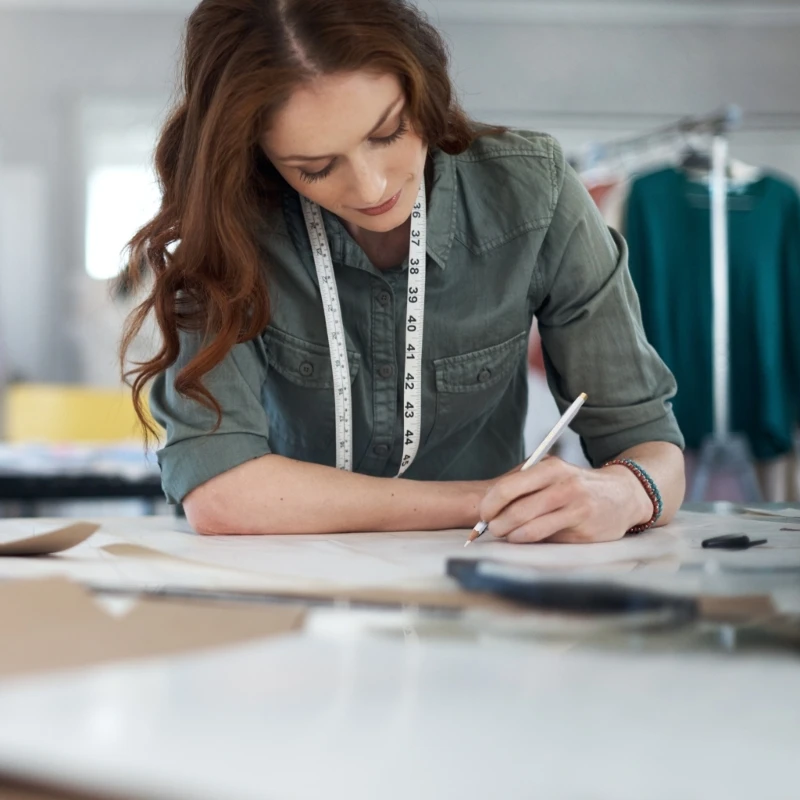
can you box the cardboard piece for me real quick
[0,578,305,681]
[698,594,777,623]
[0,523,99,557]
[0,777,110,800]
[282,584,522,612]
[101,542,181,560]
[142,578,789,627]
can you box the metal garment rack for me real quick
[582,107,762,503]
[580,107,740,169]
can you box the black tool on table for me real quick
[446,558,698,624]
[701,534,767,551]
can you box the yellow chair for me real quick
[4,383,155,444]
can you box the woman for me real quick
[122,0,685,540]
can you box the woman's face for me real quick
[262,71,427,234]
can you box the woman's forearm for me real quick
[184,454,489,535]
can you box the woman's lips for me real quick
[357,190,401,217]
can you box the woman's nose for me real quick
[351,158,388,207]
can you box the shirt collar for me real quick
[282,146,457,280]
[425,147,457,270]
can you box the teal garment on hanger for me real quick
[625,167,800,459]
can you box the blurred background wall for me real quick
[1,0,799,388]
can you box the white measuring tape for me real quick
[300,179,427,476]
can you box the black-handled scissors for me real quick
[446,558,698,623]
[701,534,767,550]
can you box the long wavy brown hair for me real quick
[121,0,501,438]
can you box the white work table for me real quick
[0,506,797,800]
[0,626,798,800]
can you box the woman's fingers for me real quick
[545,525,621,544]
[487,478,577,539]
[479,458,636,545]
[479,458,568,524]
[506,506,585,544]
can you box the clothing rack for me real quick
[582,106,763,502]
[579,105,741,172]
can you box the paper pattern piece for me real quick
[0,522,98,557]
[0,578,305,681]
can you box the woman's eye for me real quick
[297,117,408,183]
[299,162,335,183]
[371,118,409,147]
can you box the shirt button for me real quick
[377,291,391,307]
[373,444,390,457]
[299,361,314,377]
[378,364,394,379]
[477,367,492,384]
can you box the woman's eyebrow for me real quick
[281,95,405,162]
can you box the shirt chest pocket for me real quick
[262,327,360,459]
[427,331,528,447]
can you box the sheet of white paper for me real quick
[669,511,800,569]
[0,555,308,594]
[0,524,322,594]
[90,516,685,589]
[740,506,800,519]
[0,512,792,599]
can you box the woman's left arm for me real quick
[478,441,684,544]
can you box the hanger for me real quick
[728,158,762,185]
[677,130,762,187]
[679,145,713,173]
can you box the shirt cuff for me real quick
[157,432,272,504]
[581,410,685,468]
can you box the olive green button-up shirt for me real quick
[150,130,684,504]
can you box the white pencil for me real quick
[464,392,588,546]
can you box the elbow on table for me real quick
[183,482,241,536]
[184,495,222,536]
[182,477,288,536]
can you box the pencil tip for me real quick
[463,540,471,548]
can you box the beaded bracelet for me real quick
[602,458,663,535]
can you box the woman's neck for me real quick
[343,217,411,271]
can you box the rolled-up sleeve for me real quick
[150,333,272,504]
[533,159,685,466]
